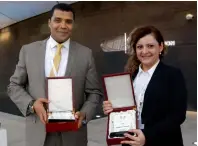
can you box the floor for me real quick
[0,111,197,146]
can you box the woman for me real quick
[103,25,187,146]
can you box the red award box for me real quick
[45,77,78,132]
[102,73,138,145]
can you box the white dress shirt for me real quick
[133,60,160,129]
[45,36,70,77]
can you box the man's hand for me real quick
[33,98,49,124]
[75,111,86,128]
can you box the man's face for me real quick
[48,9,74,43]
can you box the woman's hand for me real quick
[103,100,113,115]
[121,129,146,146]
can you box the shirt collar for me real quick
[138,59,160,76]
[48,36,70,50]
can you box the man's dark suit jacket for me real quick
[123,61,187,146]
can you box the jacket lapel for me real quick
[142,62,163,109]
[65,41,77,76]
[37,39,48,88]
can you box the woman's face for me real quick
[135,34,163,69]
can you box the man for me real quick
[7,3,103,146]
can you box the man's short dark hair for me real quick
[49,3,75,20]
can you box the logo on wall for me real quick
[100,33,176,54]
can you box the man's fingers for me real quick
[42,109,47,123]
[39,113,45,124]
[37,105,47,124]
[75,112,80,119]
[75,112,82,128]
[75,112,85,120]
[75,111,86,128]
[79,113,84,121]
[78,119,82,128]
[39,98,49,103]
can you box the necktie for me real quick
[49,44,63,77]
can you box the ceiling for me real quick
[0,1,77,29]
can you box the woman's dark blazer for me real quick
[128,61,187,146]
